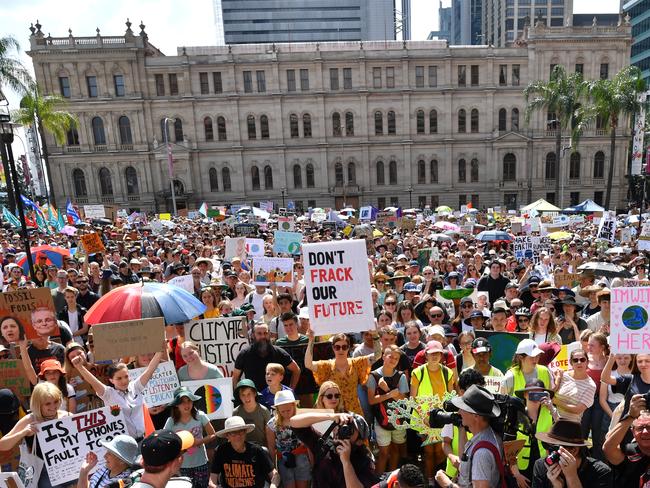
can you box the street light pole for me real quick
[163,117,177,216]
[408,186,413,208]
[281,188,286,208]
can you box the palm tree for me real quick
[524,65,587,207]
[0,36,33,94]
[12,86,78,207]
[586,66,646,210]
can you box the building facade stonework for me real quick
[27,20,632,213]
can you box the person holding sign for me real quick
[77,434,140,488]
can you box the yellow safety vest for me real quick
[410,364,452,433]
[445,425,473,478]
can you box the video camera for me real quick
[315,418,357,460]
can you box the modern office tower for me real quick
[624,0,650,84]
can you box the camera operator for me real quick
[435,385,504,488]
[531,419,611,487]
[289,411,379,488]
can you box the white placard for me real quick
[83,205,105,219]
[225,236,247,261]
[245,238,265,256]
[181,378,233,419]
[252,257,293,286]
[169,274,195,293]
[184,317,248,377]
[127,361,180,407]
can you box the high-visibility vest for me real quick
[410,364,452,432]
[444,425,473,478]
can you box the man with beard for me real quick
[232,322,300,392]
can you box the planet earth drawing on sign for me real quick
[622,305,648,331]
[287,242,301,254]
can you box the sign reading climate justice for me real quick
[610,287,650,354]
[302,239,374,334]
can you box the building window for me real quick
[213,72,223,93]
[600,63,609,80]
[300,69,309,91]
[512,64,520,86]
[545,152,557,180]
[256,71,266,92]
[418,196,427,209]
[415,66,424,87]
[217,116,227,140]
[287,69,296,92]
[594,151,605,178]
[575,63,584,75]
[470,109,479,132]
[260,115,269,139]
[66,128,79,146]
[199,72,209,94]
[470,65,479,86]
[293,164,302,188]
[373,67,382,88]
[391,196,399,206]
[243,71,253,93]
[594,191,603,205]
[303,114,312,138]
[471,194,479,208]
[86,76,98,98]
[174,118,183,142]
[431,195,439,208]
[417,160,426,184]
[306,163,315,188]
[550,64,558,79]
[332,112,342,136]
[430,160,438,183]
[290,114,299,138]
[209,168,219,191]
[416,110,425,134]
[498,109,507,131]
[155,74,165,96]
[458,195,466,208]
[458,65,466,86]
[247,115,256,139]
[114,75,125,97]
[91,117,106,145]
[546,192,556,205]
[378,197,386,209]
[168,74,178,95]
[389,160,397,185]
[458,159,466,182]
[345,112,354,136]
[99,167,113,195]
[499,65,507,86]
[251,166,260,190]
[386,67,395,88]
[428,66,438,87]
[376,161,385,185]
[335,162,344,185]
[330,68,339,90]
[570,191,580,206]
[59,76,71,98]
[511,108,519,131]
[429,110,438,134]
[118,116,132,144]
[387,111,396,134]
[204,117,214,141]
[569,152,581,179]
[547,111,558,130]
[73,168,87,197]
[348,162,356,184]
[458,109,466,133]
[222,168,231,191]
[343,68,352,89]
[503,153,516,181]
[470,158,479,182]
[374,111,383,135]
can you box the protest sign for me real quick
[37,406,128,485]
[245,238,265,256]
[83,205,105,219]
[359,206,373,221]
[91,317,165,361]
[0,287,57,340]
[639,222,650,251]
[610,287,650,354]
[624,279,650,287]
[620,227,632,243]
[475,331,528,374]
[79,233,105,254]
[234,223,257,237]
[568,214,585,225]
[597,211,616,243]
[252,257,293,286]
[302,239,374,335]
[0,472,23,488]
[417,248,432,270]
[278,216,295,231]
[127,361,179,407]
[311,210,327,223]
[273,230,303,255]
[0,359,30,397]
[552,215,569,227]
[225,236,247,261]
[181,378,233,420]
[159,213,171,220]
[184,317,248,377]
[169,274,194,293]
[513,236,551,264]
[484,376,504,394]
[553,272,578,288]
[401,218,416,231]
[376,211,400,228]
[547,342,581,372]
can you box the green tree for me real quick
[0,36,33,94]
[586,66,646,210]
[524,65,587,207]
[12,86,78,207]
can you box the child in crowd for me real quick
[260,363,293,409]
[232,379,271,446]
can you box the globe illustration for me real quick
[622,306,648,331]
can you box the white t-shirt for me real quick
[247,290,267,319]
[98,378,146,438]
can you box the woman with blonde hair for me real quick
[314,381,345,412]
[528,307,562,345]
[177,341,224,381]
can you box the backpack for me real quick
[370,370,404,431]
[469,440,518,488]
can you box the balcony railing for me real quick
[76,197,88,204]
[119,144,134,151]
[93,145,107,152]
[100,195,114,203]
[65,145,81,153]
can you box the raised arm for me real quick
[304,328,316,372]
[71,354,106,397]
[600,354,617,386]
[18,340,38,386]
[137,350,164,388]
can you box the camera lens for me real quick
[545,450,561,466]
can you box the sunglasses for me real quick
[333,344,349,351]
[385,302,396,306]
[324,393,341,400]
[461,304,473,308]
[376,280,385,284]
[518,318,530,323]
[430,313,443,318]
[571,356,587,364]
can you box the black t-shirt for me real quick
[614,374,647,418]
[400,342,425,366]
[77,290,100,310]
[612,452,650,486]
[557,317,588,344]
[211,442,273,488]
[531,455,612,488]
[27,342,65,374]
[477,274,510,304]
[234,344,293,391]
[372,354,411,373]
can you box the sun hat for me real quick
[536,419,590,447]
[170,387,202,406]
[273,390,299,408]
[555,286,575,297]
[388,271,410,283]
[425,340,444,354]
[140,429,194,467]
[514,380,555,400]
[216,416,256,438]
[515,338,544,357]
[102,434,140,466]
[556,296,582,309]
[578,284,602,297]
[536,279,554,292]
[38,359,66,378]
[403,282,421,293]
[450,384,501,418]
[515,307,532,317]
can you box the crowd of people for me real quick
[0,206,649,488]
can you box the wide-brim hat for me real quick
[536,279,555,292]
[555,286,575,297]
[374,272,389,282]
[388,272,410,283]
[514,380,555,400]
[38,359,66,378]
[216,416,256,438]
[170,386,202,406]
[103,434,141,466]
[579,284,602,297]
[272,389,299,408]
[450,385,501,418]
[556,296,582,309]
[536,419,590,447]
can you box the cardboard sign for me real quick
[639,222,650,251]
[83,205,105,219]
[252,257,293,286]
[181,378,233,420]
[184,317,248,377]
[278,216,295,231]
[234,223,257,237]
[302,239,374,335]
[484,376,504,394]
[37,406,128,485]
[91,317,165,361]
[0,288,58,340]
[376,211,400,228]
[620,228,632,243]
[475,331,528,374]
[127,361,180,407]
[597,211,616,243]
[169,274,195,293]
[246,238,265,256]
[554,272,578,288]
[0,359,30,397]
[79,233,105,255]
[401,218,416,231]
[513,236,552,264]
[225,236,247,261]
[311,210,327,223]
[273,231,303,255]
[610,287,650,354]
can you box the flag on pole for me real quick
[199,202,208,217]
[47,205,61,231]
[57,207,66,229]
[2,206,21,228]
[66,198,82,224]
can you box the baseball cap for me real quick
[471,337,491,354]
[515,338,544,357]
[425,340,444,354]
[140,429,193,467]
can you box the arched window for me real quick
[545,152,557,180]
[204,117,214,141]
[511,108,519,131]
[569,152,581,179]
[264,165,273,189]
[303,114,312,138]
[503,153,516,181]
[290,114,299,138]
[118,116,132,144]
[458,159,466,182]
[125,166,139,195]
[209,167,219,191]
[260,115,269,139]
[430,160,438,183]
[73,169,87,197]
[417,160,426,184]
[293,164,302,188]
[375,111,383,135]
[335,162,344,186]
[470,158,479,182]
[217,116,227,140]
[471,109,479,133]
[387,111,396,135]
[247,115,256,139]
[376,161,385,185]
[594,151,605,178]
[66,128,79,146]
[160,119,168,140]
[389,160,397,185]
[347,162,356,185]
[458,109,466,133]
[416,110,425,134]
[306,163,315,188]
[251,165,260,190]
[345,111,354,136]
[99,167,113,195]
[596,115,606,130]
[222,168,231,191]
[332,112,342,137]
[498,108,507,131]
[91,117,106,145]
[173,118,183,142]
[429,110,437,134]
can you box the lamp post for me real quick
[0,114,35,281]
[407,186,413,208]
[162,117,177,216]
[281,188,286,208]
